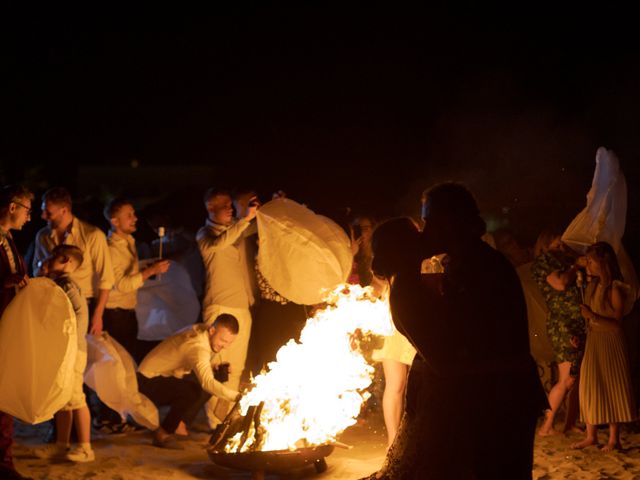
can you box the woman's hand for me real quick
[579,304,594,322]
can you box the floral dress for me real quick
[532,251,586,375]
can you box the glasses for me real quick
[13,201,32,215]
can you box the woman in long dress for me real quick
[572,242,636,451]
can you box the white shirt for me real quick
[197,218,256,320]
[107,231,143,309]
[138,324,239,402]
[33,216,114,299]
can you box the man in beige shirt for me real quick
[33,187,114,335]
[137,314,241,448]
[104,198,169,362]
[196,187,258,426]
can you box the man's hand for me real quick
[245,196,260,221]
[142,259,170,280]
[151,259,170,275]
[89,312,103,336]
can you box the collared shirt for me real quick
[138,324,238,402]
[196,218,256,319]
[0,228,17,275]
[33,216,115,299]
[54,274,89,346]
[107,231,143,309]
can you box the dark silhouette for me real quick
[364,183,547,480]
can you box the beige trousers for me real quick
[204,304,252,427]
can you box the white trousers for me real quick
[204,304,252,427]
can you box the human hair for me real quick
[42,187,72,209]
[370,216,421,279]
[533,228,563,257]
[51,244,84,269]
[0,185,34,214]
[212,313,239,334]
[586,241,622,290]
[203,187,231,205]
[422,182,486,240]
[232,187,257,201]
[103,197,134,222]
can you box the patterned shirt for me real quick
[0,228,17,275]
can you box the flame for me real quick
[224,284,394,453]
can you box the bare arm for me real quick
[546,265,578,291]
[581,284,626,328]
[89,288,110,335]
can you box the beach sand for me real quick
[13,412,640,479]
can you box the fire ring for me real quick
[208,444,334,477]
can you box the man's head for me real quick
[208,313,239,353]
[370,217,421,279]
[104,198,137,235]
[420,182,486,256]
[232,188,258,220]
[41,187,73,230]
[204,187,233,226]
[42,244,83,277]
[0,185,34,230]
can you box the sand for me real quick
[12,413,640,479]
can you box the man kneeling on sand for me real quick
[137,314,241,448]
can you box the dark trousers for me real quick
[137,372,211,433]
[103,307,141,363]
[0,411,14,470]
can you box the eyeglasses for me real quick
[13,201,32,215]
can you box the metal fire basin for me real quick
[208,444,335,475]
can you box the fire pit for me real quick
[208,444,334,477]
[205,286,392,479]
[207,401,334,477]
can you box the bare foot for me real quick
[538,427,561,437]
[563,425,585,435]
[600,442,621,452]
[571,438,598,449]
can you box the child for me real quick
[572,242,636,451]
[34,244,95,462]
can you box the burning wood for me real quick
[212,284,393,455]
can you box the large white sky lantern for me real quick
[562,146,639,299]
[0,278,77,424]
[256,198,353,305]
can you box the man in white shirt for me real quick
[32,187,114,334]
[196,187,258,426]
[137,314,241,448]
[104,198,169,362]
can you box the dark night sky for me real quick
[2,8,640,258]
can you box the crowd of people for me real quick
[0,176,638,479]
